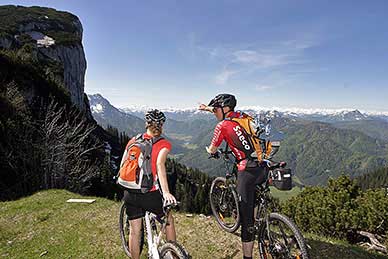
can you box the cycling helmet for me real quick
[208,94,237,110]
[145,109,166,127]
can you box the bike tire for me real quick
[209,177,240,233]
[259,212,309,259]
[118,202,145,258]
[159,241,189,259]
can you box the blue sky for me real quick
[4,0,388,111]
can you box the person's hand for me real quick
[163,192,177,205]
[198,103,207,111]
[198,103,215,113]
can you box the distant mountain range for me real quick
[88,93,388,185]
[117,102,388,123]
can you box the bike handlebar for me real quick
[209,148,286,170]
[208,148,233,159]
[163,201,180,211]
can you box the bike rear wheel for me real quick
[259,212,309,259]
[209,177,240,233]
[118,202,145,257]
[159,241,189,259]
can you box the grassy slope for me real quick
[1,190,387,259]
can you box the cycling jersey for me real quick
[211,111,255,171]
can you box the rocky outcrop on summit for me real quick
[0,5,89,115]
[39,44,87,111]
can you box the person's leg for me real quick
[129,217,143,259]
[165,212,176,241]
[242,241,254,258]
[144,190,176,241]
[123,191,145,258]
[237,170,259,258]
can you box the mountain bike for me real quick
[209,148,309,259]
[119,201,189,258]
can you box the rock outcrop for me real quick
[0,5,91,116]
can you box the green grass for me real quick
[0,190,125,258]
[270,186,303,202]
[1,190,387,258]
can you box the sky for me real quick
[3,0,388,111]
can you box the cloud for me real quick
[233,50,292,68]
[255,84,274,91]
[215,69,238,85]
[210,38,319,84]
[179,34,320,86]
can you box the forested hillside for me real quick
[275,120,388,185]
[0,6,121,200]
[333,119,388,142]
[355,166,388,191]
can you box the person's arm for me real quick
[206,122,224,154]
[198,103,215,113]
[157,148,176,204]
[206,145,218,154]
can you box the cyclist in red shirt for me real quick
[122,109,176,259]
[199,94,267,259]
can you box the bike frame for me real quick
[212,145,308,258]
[144,211,168,259]
[254,183,275,258]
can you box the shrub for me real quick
[282,175,388,241]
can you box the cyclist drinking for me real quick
[121,109,177,259]
[199,94,267,259]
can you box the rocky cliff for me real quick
[0,5,122,200]
[0,5,90,116]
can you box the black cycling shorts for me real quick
[237,166,267,242]
[123,190,164,220]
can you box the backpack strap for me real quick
[151,136,164,145]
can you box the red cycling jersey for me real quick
[211,111,255,171]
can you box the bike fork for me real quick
[259,241,268,259]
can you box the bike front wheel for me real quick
[159,241,189,259]
[259,212,309,259]
[209,177,240,233]
[118,202,145,258]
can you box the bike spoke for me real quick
[263,220,304,259]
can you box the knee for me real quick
[241,224,255,242]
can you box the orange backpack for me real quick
[117,134,163,193]
[226,112,273,161]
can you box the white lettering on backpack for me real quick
[233,125,251,150]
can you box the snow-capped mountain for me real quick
[88,94,145,135]
[120,107,213,121]
[89,92,388,127]
[121,104,388,123]
[240,106,376,122]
